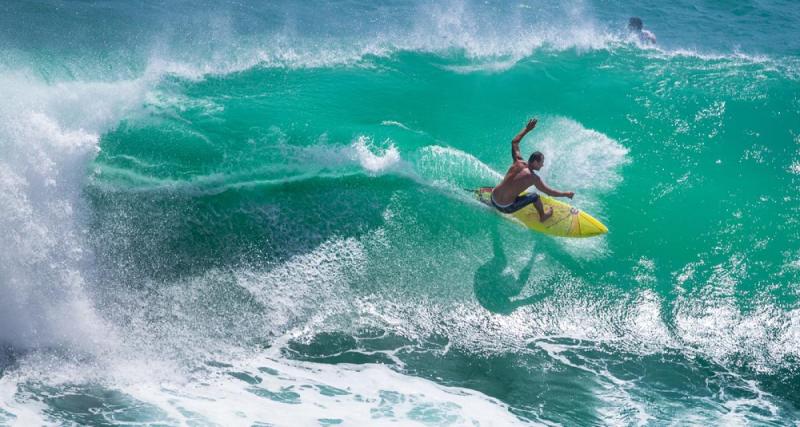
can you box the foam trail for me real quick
[414,145,502,190]
[90,134,405,194]
[531,117,629,195]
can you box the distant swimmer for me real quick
[628,17,657,44]
[491,118,574,222]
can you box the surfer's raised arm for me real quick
[510,118,537,162]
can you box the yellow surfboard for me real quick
[474,187,607,238]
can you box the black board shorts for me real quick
[491,192,540,214]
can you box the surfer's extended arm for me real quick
[511,118,537,162]
[532,175,574,199]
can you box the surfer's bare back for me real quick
[490,118,574,222]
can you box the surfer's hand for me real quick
[564,191,575,199]
[525,118,538,131]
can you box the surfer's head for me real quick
[628,17,643,31]
[528,151,544,171]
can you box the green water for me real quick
[80,47,800,423]
[2,1,800,424]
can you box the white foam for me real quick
[143,38,391,80]
[351,136,402,174]
[236,237,366,335]
[124,2,634,81]
[0,72,150,351]
[405,1,618,59]
[380,120,428,136]
[442,58,522,74]
[294,136,399,176]
[670,254,800,371]
[0,351,526,426]
[0,374,47,425]
[789,161,800,175]
[530,117,630,196]
[414,145,502,189]
[91,134,405,194]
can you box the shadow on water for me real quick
[473,222,549,314]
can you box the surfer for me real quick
[628,17,656,44]
[491,118,574,222]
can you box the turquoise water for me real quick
[2,1,800,425]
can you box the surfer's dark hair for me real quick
[529,151,544,163]
[628,17,643,31]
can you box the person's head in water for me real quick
[528,151,544,171]
[628,16,656,44]
[628,17,643,32]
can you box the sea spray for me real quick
[2,1,800,425]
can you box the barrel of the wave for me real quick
[474,187,607,238]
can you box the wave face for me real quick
[2,1,800,425]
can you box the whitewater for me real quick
[1,1,799,425]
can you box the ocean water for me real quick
[1,1,799,425]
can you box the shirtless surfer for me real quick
[491,118,574,222]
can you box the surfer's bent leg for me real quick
[532,195,553,222]
[494,193,541,215]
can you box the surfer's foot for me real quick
[539,207,553,222]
